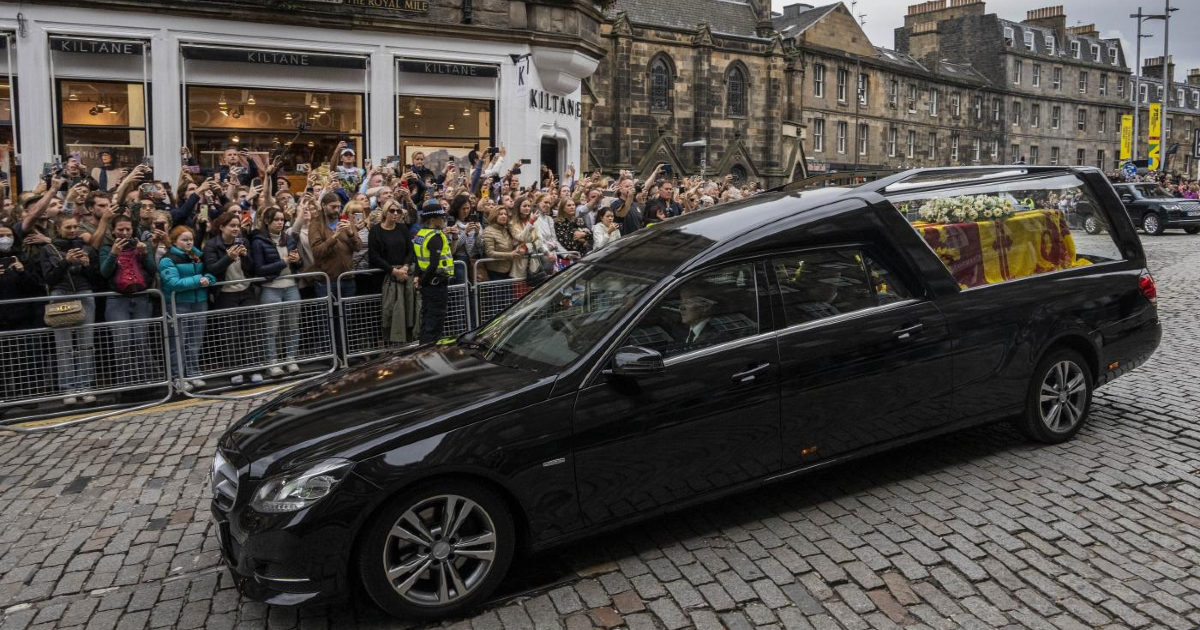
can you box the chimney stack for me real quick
[1143,55,1176,83]
[782,3,814,17]
[1188,68,1200,87]
[1023,5,1066,42]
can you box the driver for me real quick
[678,281,730,352]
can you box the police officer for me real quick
[413,199,455,343]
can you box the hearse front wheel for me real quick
[358,480,515,620]
[1016,348,1093,444]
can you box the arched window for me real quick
[730,165,749,183]
[727,66,747,116]
[650,57,672,112]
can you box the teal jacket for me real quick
[158,246,216,305]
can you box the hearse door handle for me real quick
[731,363,772,384]
[892,323,924,341]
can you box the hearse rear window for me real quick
[884,172,1125,290]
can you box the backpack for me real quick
[114,245,148,294]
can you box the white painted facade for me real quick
[0,3,594,189]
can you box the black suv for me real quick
[1112,182,1200,235]
[212,167,1160,620]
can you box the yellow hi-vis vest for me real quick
[413,228,455,277]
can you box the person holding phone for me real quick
[0,223,40,332]
[251,207,303,376]
[98,214,158,381]
[39,215,101,405]
[201,209,263,385]
[212,146,259,186]
[159,226,215,391]
[329,141,365,191]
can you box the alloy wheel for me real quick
[1143,214,1161,235]
[382,494,498,606]
[1038,360,1087,433]
[1083,216,1100,235]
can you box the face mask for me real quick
[0,237,12,252]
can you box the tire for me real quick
[1185,227,1200,235]
[358,480,516,620]
[1142,212,1163,236]
[1083,216,1102,235]
[1015,348,1093,444]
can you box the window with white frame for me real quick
[1077,108,1087,132]
[1076,148,1086,165]
[1031,103,1040,127]
[1193,90,1200,108]
[813,64,826,98]
[837,121,847,153]
[1117,78,1125,97]
[1070,41,1080,59]
[1030,145,1039,164]
[952,92,961,116]
[1051,105,1061,129]
[1099,73,1108,96]
[1050,146,1060,165]
[974,95,982,120]
[1012,100,1021,126]
[887,126,897,157]
[1091,44,1100,62]
[992,98,1001,122]
[1052,67,1062,90]
[858,123,868,155]
[1045,34,1056,55]
[889,79,899,106]
[857,73,869,106]
[1108,46,1118,64]
[929,132,938,159]
[1032,64,1041,87]
[1004,27,1015,46]
[929,89,938,116]
[1177,88,1185,107]
[1098,108,1107,134]
[1011,143,1020,161]
[991,140,998,160]
[1078,72,1088,94]
[907,84,918,112]
[812,118,825,151]
[950,133,960,162]
[1013,59,1022,84]
[1024,31,1035,51]
[972,137,981,162]
[907,129,916,158]
[836,68,848,102]
[1139,83,1148,103]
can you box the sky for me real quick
[771,0,1200,79]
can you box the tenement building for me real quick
[0,0,604,190]
[1132,57,1200,177]
[585,0,805,185]
[896,2,1131,169]
[775,2,1001,174]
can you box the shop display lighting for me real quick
[463,106,471,117]
[247,93,256,105]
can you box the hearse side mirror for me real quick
[604,346,665,377]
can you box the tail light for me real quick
[1138,270,1157,305]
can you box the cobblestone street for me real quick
[1,235,1198,630]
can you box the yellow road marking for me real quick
[4,383,294,430]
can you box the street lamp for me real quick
[1130,2,1177,170]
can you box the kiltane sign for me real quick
[529,89,582,118]
[50,37,144,55]
[397,61,499,78]
[180,45,367,70]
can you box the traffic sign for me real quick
[1122,162,1138,178]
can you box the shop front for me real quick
[1,32,17,186]
[3,1,603,192]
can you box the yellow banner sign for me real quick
[1120,115,1133,161]
[1148,103,1162,169]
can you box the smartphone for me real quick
[186,164,202,174]
[296,163,311,174]
[123,240,137,251]
[466,212,482,224]
[352,212,363,223]
[234,237,244,246]
[153,221,166,231]
[0,256,15,269]
[345,141,355,153]
[661,163,673,176]
[141,156,154,167]
[139,183,157,195]
[69,151,82,163]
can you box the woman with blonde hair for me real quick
[507,196,540,280]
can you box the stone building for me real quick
[775,2,1003,174]
[1131,57,1200,178]
[584,0,805,185]
[895,2,1131,169]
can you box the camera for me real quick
[466,212,482,224]
[486,146,500,157]
[296,163,311,174]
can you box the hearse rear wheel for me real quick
[1016,348,1093,444]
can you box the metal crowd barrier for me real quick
[336,261,471,364]
[472,251,580,328]
[0,289,174,432]
[170,272,339,400]
[2,252,586,431]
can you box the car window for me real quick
[886,172,1126,290]
[862,253,913,304]
[771,250,876,326]
[627,263,760,358]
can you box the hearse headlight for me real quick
[251,459,353,513]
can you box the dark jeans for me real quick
[419,283,449,344]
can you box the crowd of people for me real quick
[1106,166,1200,197]
[0,141,763,404]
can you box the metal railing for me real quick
[2,253,583,431]
[170,272,339,400]
[336,261,471,364]
[0,290,174,432]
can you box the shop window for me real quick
[187,86,363,179]
[58,80,147,169]
[0,78,16,185]
[398,96,493,175]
